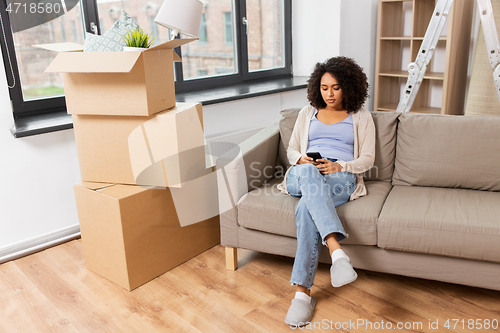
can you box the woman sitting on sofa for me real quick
[277,56,375,327]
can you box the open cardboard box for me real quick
[72,102,206,188]
[74,169,220,290]
[35,39,195,116]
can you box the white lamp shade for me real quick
[154,0,204,38]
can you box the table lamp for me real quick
[154,0,203,40]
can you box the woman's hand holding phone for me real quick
[298,152,342,173]
[298,154,318,165]
[316,159,342,174]
[298,152,322,165]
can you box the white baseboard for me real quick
[0,224,81,264]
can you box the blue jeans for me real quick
[286,163,357,289]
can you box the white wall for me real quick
[203,90,307,139]
[339,0,378,111]
[292,0,342,76]
[0,66,82,257]
[293,0,378,109]
[0,0,378,258]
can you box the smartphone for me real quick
[306,152,322,161]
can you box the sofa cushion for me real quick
[277,109,399,182]
[378,185,500,263]
[363,111,399,182]
[393,113,500,191]
[237,178,392,246]
[278,108,301,169]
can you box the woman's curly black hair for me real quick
[307,56,369,113]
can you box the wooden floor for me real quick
[1,240,499,333]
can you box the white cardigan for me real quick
[277,105,376,201]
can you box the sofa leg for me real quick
[225,247,238,271]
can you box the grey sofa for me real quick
[217,109,500,291]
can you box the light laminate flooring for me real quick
[1,240,499,332]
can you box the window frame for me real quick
[239,0,292,81]
[1,0,292,118]
[174,0,292,93]
[0,0,100,117]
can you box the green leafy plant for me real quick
[122,28,156,48]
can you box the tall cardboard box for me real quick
[35,39,195,116]
[72,102,206,188]
[74,179,220,291]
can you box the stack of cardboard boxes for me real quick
[40,39,220,290]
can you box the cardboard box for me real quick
[74,179,220,291]
[73,102,206,188]
[35,39,195,116]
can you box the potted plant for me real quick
[122,28,156,51]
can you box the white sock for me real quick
[331,248,350,264]
[294,291,311,304]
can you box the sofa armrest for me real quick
[216,122,280,247]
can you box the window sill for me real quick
[10,76,308,138]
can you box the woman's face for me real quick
[320,72,344,111]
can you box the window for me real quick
[0,0,87,115]
[1,0,292,119]
[224,12,232,45]
[48,22,55,42]
[149,16,159,40]
[246,0,285,72]
[60,20,66,42]
[72,21,78,41]
[99,18,104,33]
[199,13,207,43]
